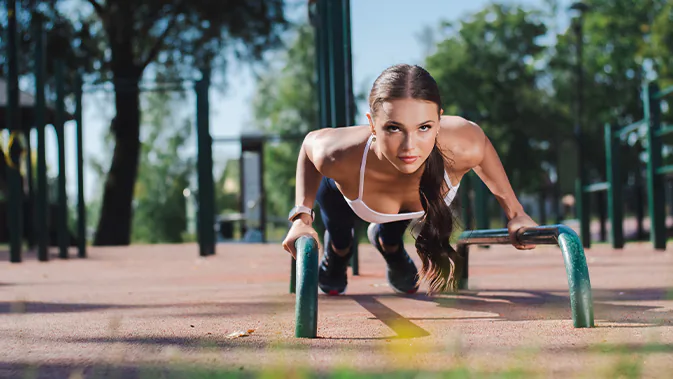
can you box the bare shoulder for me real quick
[304,125,370,180]
[437,115,486,170]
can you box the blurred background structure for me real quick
[2,0,673,262]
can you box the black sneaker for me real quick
[367,223,420,294]
[318,230,352,295]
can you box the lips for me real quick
[398,156,419,164]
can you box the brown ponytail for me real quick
[414,144,461,293]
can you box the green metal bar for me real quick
[290,255,297,294]
[656,165,673,176]
[75,77,87,258]
[576,178,591,248]
[294,235,319,338]
[55,60,69,259]
[456,244,469,290]
[653,85,673,100]
[343,0,355,126]
[475,177,489,229]
[5,0,23,263]
[316,0,332,128]
[583,182,610,192]
[644,83,666,250]
[195,67,215,256]
[654,124,673,137]
[616,119,646,140]
[33,14,49,262]
[605,124,624,249]
[460,173,474,229]
[457,225,594,328]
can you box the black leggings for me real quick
[315,176,410,250]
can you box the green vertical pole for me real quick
[5,0,23,263]
[55,60,69,259]
[340,0,358,275]
[605,123,623,249]
[475,178,489,229]
[460,174,474,230]
[196,68,215,256]
[316,0,331,128]
[644,83,666,250]
[34,13,49,262]
[343,0,355,126]
[75,77,87,258]
[575,178,590,248]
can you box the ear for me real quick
[440,108,444,116]
[366,112,375,134]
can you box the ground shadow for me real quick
[413,287,673,327]
[0,300,289,316]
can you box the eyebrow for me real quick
[385,120,435,127]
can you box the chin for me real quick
[395,162,423,175]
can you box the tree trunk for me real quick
[93,78,141,245]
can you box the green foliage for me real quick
[130,90,194,244]
[251,22,318,220]
[426,3,556,192]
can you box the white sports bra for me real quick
[342,134,459,224]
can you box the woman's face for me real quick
[367,98,442,175]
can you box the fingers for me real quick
[509,228,535,250]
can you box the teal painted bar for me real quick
[653,85,673,99]
[616,119,646,140]
[294,236,319,338]
[583,182,610,193]
[654,124,673,137]
[655,165,673,176]
[457,225,595,328]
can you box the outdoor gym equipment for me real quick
[291,224,594,338]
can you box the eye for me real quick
[419,124,431,131]
[384,124,400,132]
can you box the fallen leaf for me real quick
[227,330,253,339]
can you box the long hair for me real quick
[368,64,461,293]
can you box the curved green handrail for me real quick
[457,224,594,328]
[294,235,319,338]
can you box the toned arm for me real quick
[439,117,525,220]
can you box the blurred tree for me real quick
[1,0,289,245]
[131,90,193,243]
[250,22,318,221]
[548,0,670,181]
[425,3,558,193]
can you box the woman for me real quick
[282,64,537,295]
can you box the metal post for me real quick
[195,68,215,256]
[5,0,23,263]
[55,60,69,259]
[75,77,87,258]
[460,174,474,230]
[475,178,489,229]
[605,123,624,248]
[457,225,594,328]
[644,83,666,250]
[571,2,590,248]
[33,13,49,261]
[315,0,331,128]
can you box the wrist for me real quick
[505,204,526,220]
[292,214,313,226]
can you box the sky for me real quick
[34,0,576,204]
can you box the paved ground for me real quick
[1,239,672,378]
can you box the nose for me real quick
[401,133,415,152]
